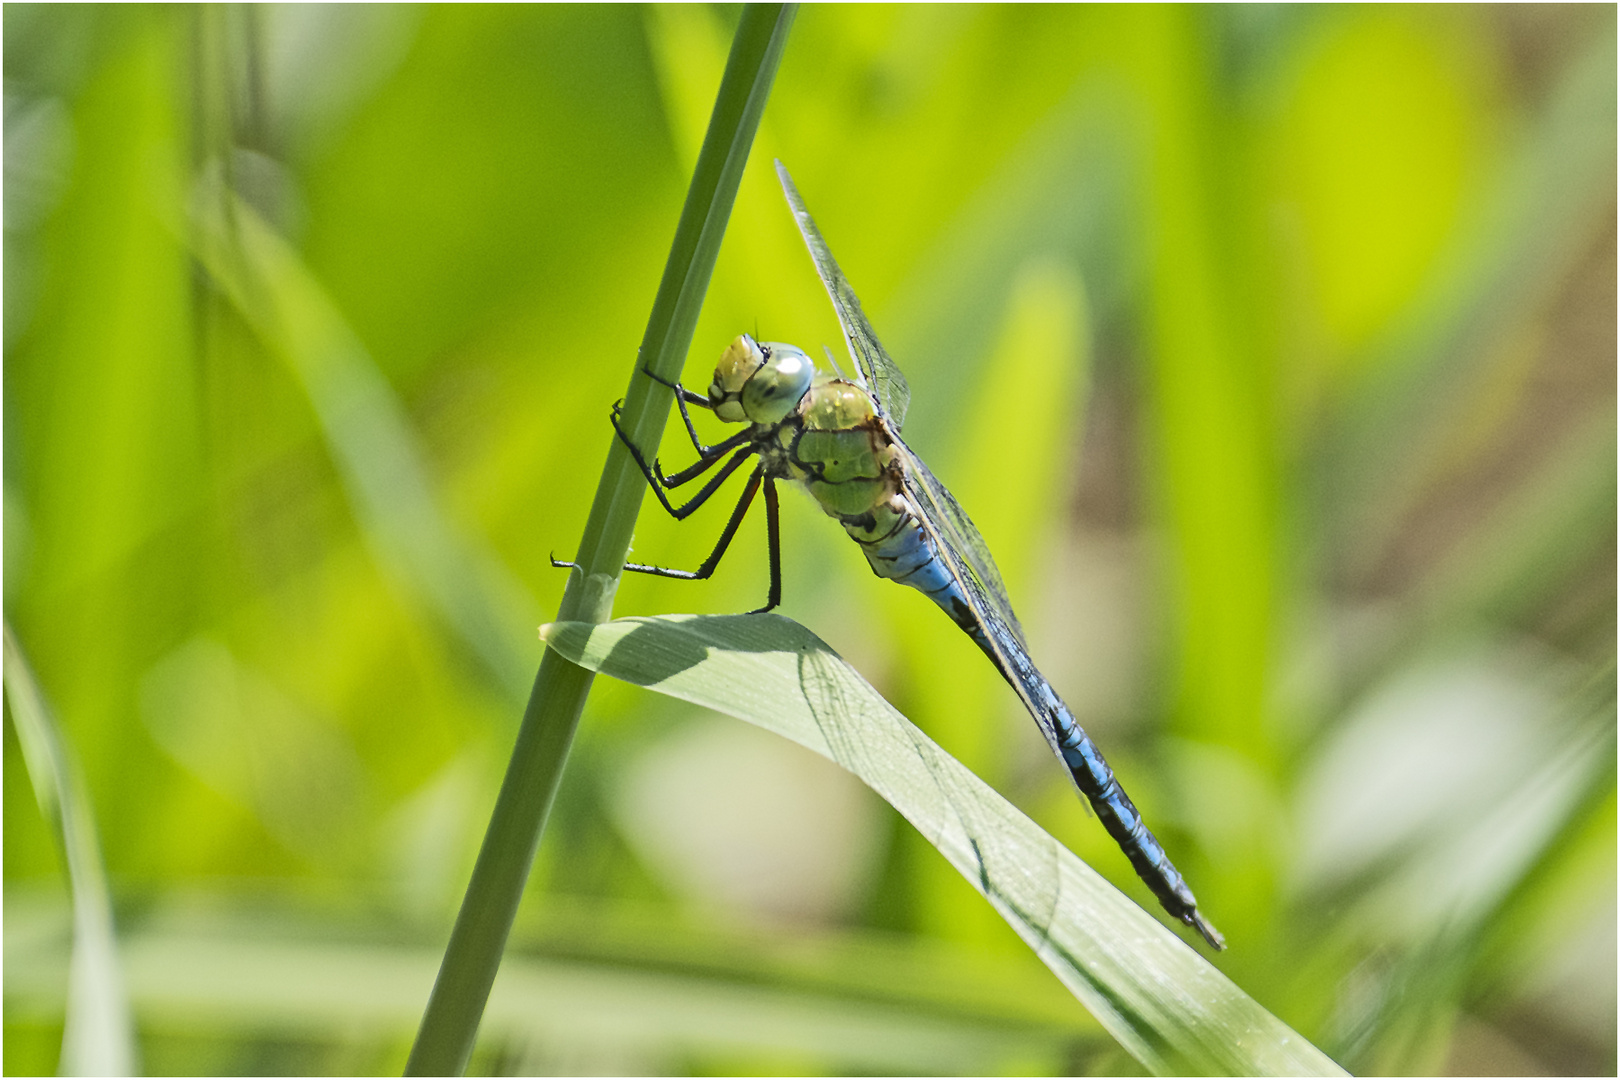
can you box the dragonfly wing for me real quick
[773,164,1218,946]
[893,434,1027,647]
[896,429,1224,949]
[889,430,1065,752]
[776,161,911,430]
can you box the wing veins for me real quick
[898,441,1026,644]
[776,161,911,428]
[888,427,1065,761]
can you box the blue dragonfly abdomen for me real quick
[783,376,1218,945]
[976,604,1210,934]
[847,489,1210,938]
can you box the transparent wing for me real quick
[893,434,1027,649]
[892,434,1068,761]
[773,161,1016,643]
[776,161,911,430]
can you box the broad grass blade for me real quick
[541,613,1346,1077]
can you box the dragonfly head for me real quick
[710,334,813,425]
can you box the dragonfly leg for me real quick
[642,368,719,458]
[624,462,765,584]
[642,366,709,406]
[612,401,751,491]
[646,445,755,520]
[747,476,782,615]
[660,428,754,487]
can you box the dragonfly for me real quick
[588,161,1223,950]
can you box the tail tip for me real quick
[1191,911,1226,951]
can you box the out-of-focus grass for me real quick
[4,5,1613,1075]
[4,626,136,1076]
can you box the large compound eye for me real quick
[711,334,766,422]
[714,335,765,391]
[741,344,813,424]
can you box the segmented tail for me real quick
[860,506,1224,949]
[970,616,1225,950]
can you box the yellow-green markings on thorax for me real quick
[705,333,905,540]
[789,377,904,534]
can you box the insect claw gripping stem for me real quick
[641,366,678,390]
[607,368,783,611]
[642,365,711,407]
[610,388,738,491]
[609,402,674,490]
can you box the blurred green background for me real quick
[4,4,1614,1075]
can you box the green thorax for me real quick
[778,377,905,534]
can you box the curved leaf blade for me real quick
[540,613,1344,1077]
[4,625,139,1076]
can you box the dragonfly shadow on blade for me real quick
[569,162,1224,951]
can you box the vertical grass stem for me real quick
[404,6,795,1074]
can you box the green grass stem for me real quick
[403,6,796,1074]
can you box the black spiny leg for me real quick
[611,401,752,499]
[552,439,757,575]
[642,369,723,460]
[640,445,757,521]
[658,428,754,487]
[557,378,779,614]
[623,462,766,586]
[748,476,782,614]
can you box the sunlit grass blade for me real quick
[188,188,538,702]
[3,625,139,1077]
[541,613,1346,1077]
[405,7,796,1074]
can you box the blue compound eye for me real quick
[741,344,813,424]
